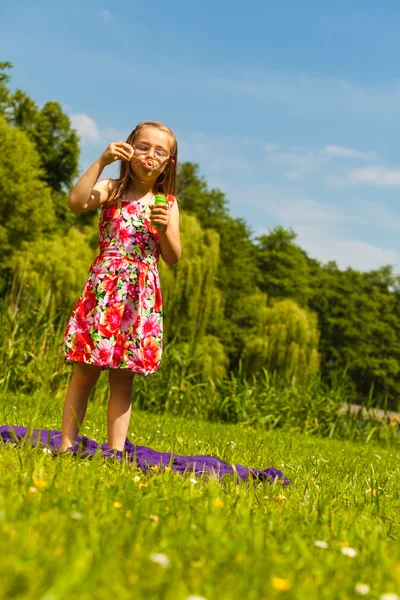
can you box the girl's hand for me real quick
[100,141,133,166]
[149,202,170,234]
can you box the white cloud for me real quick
[267,195,360,224]
[264,143,280,153]
[210,72,400,120]
[284,169,310,179]
[294,225,400,272]
[255,217,400,272]
[264,143,377,180]
[264,144,327,175]
[325,175,348,188]
[70,113,126,146]
[348,166,400,186]
[70,113,101,144]
[100,9,112,20]
[179,134,378,180]
[324,145,376,160]
[328,166,400,187]
[228,182,400,233]
[179,134,256,173]
[209,180,400,272]
[352,199,400,230]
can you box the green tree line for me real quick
[1,61,400,408]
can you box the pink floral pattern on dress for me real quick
[63,193,175,375]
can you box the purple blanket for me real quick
[0,425,290,486]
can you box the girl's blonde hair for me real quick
[107,121,178,205]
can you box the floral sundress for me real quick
[63,193,175,375]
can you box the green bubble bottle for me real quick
[151,194,167,228]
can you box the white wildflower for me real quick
[341,546,357,558]
[150,553,170,568]
[71,512,83,520]
[380,594,400,600]
[190,478,198,484]
[355,583,370,595]
[42,448,52,454]
[314,540,328,549]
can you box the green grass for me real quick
[0,389,400,600]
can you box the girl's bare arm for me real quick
[68,142,133,213]
[158,201,181,266]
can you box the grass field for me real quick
[0,389,399,600]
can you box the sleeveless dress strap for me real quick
[167,194,176,206]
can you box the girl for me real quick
[61,120,181,453]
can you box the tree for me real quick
[0,63,80,192]
[0,62,81,234]
[7,88,39,133]
[309,261,400,405]
[159,211,228,379]
[10,226,98,316]
[0,115,56,293]
[255,226,312,306]
[160,211,224,348]
[177,162,229,227]
[241,298,320,383]
[8,93,80,192]
[0,61,12,115]
[177,162,262,366]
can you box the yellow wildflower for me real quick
[273,495,287,503]
[113,502,122,509]
[272,577,291,591]
[215,498,224,507]
[33,479,47,489]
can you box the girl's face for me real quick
[130,127,173,181]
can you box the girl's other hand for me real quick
[100,141,134,166]
[149,202,170,233]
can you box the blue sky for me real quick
[2,0,400,272]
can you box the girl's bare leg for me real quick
[60,363,102,451]
[107,368,135,451]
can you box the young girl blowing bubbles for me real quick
[61,121,181,454]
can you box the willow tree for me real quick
[10,226,98,317]
[241,297,320,383]
[159,211,228,378]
